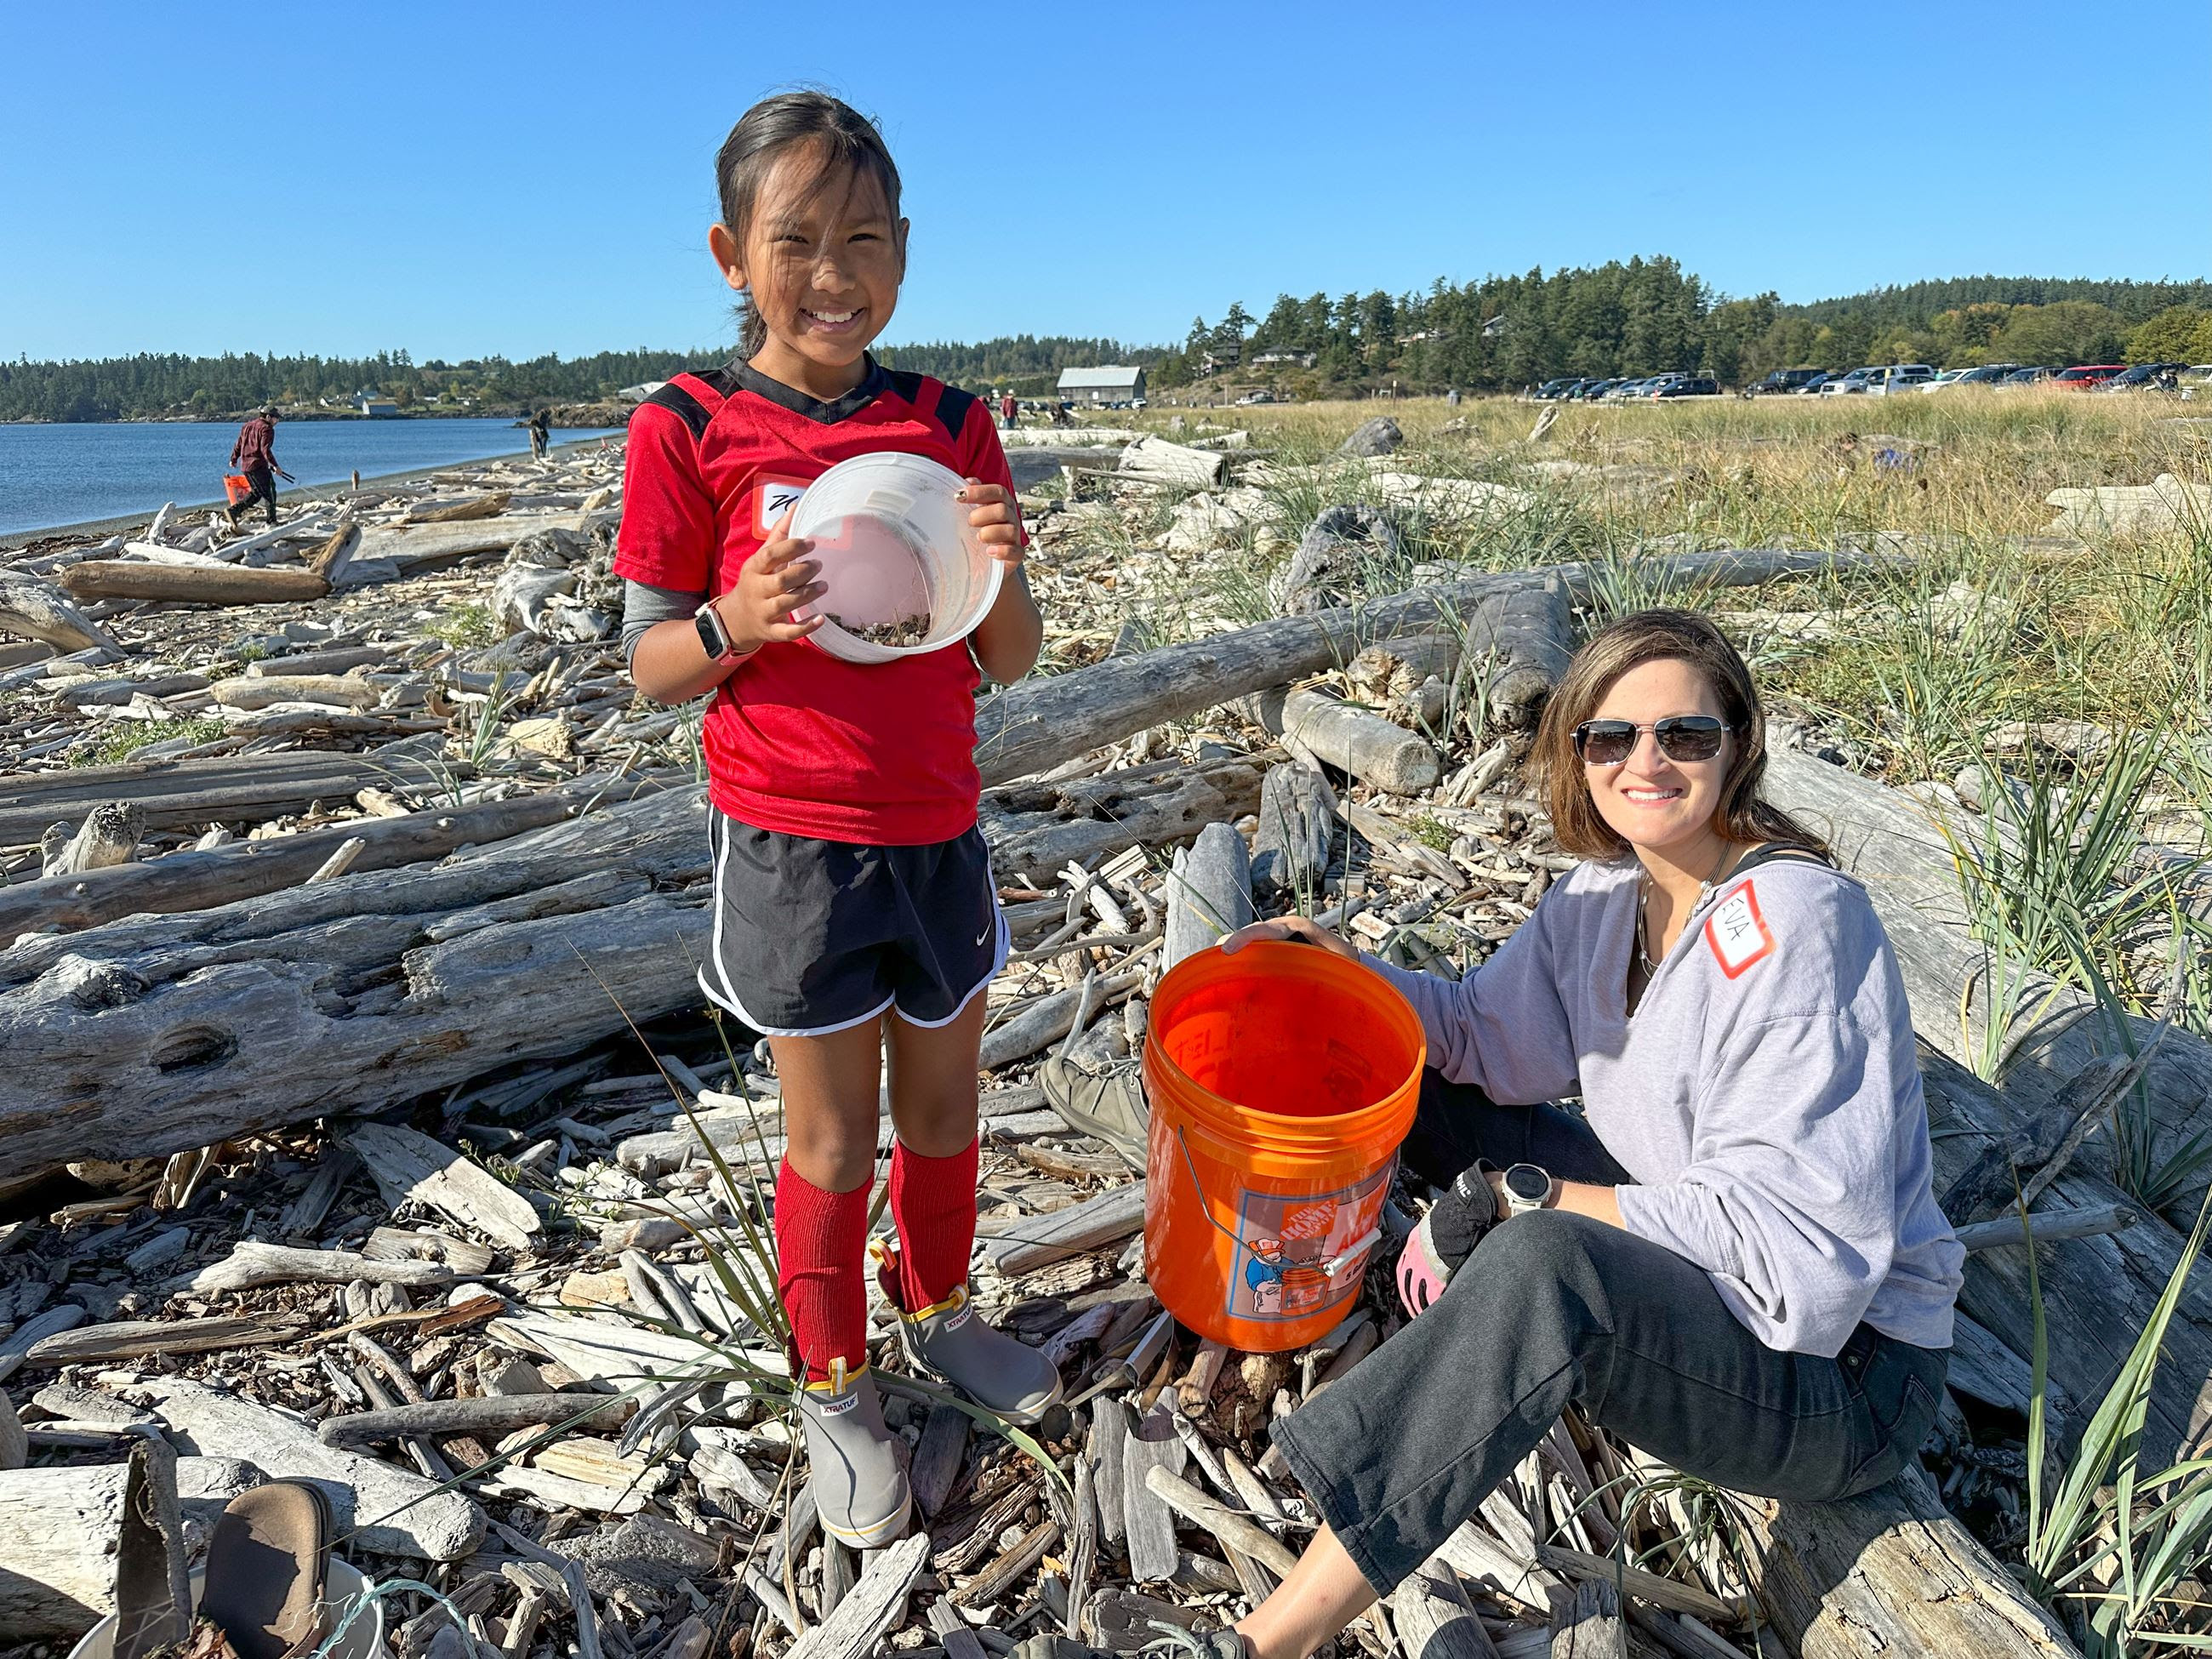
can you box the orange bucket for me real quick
[1143,940,1426,1351]
[222,472,253,503]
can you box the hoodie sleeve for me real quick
[1611,881,1906,1356]
[1365,883,1582,1104]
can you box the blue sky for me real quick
[3,1,2205,363]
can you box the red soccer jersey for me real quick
[614,357,1018,847]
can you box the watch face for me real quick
[1505,1165,1550,1203]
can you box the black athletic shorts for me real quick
[700,812,1009,1039]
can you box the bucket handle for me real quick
[1172,1125,1387,1279]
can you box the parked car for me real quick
[1791,372,1842,395]
[1745,368,1827,396]
[2001,366,2054,385]
[1234,389,1277,405]
[1821,368,1879,395]
[1864,365,1937,396]
[1611,372,1688,402]
[2053,365,2126,390]
[1652,377,1719,398]
[1571,378,1622,401]
[2097,362,2186,391]
[1533,379,1579,400]
[1922,363,2022,391]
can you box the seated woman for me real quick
[1026,607,1964,1659]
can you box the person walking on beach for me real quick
[528,407,551,462]
[999,390,1018,429]
[225,406,291,532]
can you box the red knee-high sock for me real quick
[775,1160,871,1382]
[888,1139,979,1310]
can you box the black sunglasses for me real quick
[1573,715,1732,767]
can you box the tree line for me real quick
[0,348,705,424]
[1153,265,2212,395]
[9,271,2210,420]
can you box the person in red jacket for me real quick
[617,93,1054,1549]
[225,407,292,531]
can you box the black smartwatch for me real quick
[695,602,744,664]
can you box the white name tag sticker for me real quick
[1704,881,1776,979]
[754,476,809,538]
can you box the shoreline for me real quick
[0,432,623,551]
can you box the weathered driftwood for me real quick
[983,754,1266,885]
[141,1377,483,1560]
[0,750,438,847]
[1164,822,1255,970]
[0,1456,265,1639]
[0,775,664,938]
[24,1314,305,1368]
[1390,1548,1501,1659]
[784,1532,928,1659]
[981,1183,1149,1274]
[1250,687,1440,795]
[169,1239,459,1297]
[1462,578,1574,734]
[1116,435,1227,489]
[41,802,143,879]
[974,549,1878,789]
[1251,761,1337,896]
[112,1437,192,1659]
[0,1387,25,1471]
[206,670,381,711]
[403,489,511,525]
[342,1120,544,1251]
[1119,1403,1190,1582]
[1549,1578,1627,1659]
[1750,1462,2078,1659]
[0,570,123,654]
[0,789,713,1169]
[1765,744,2212,1225]
[60,560,331,605]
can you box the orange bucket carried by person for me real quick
[223,473,254,504]
[1143,939,1425,1352]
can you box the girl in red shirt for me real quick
[618,92,1054,1548]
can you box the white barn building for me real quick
[1057,366,1147,407]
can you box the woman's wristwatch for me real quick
[1502,1163,1557,1216]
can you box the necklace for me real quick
[1636,845,1742,974]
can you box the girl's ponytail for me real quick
[715,92,902,362]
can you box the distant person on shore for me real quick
[528,407,551,462]
[999,391,1018,429]
[225,406,291,532]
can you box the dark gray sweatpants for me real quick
[1272,1072,1949,1594]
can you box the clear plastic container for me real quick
[789,453,1003,665]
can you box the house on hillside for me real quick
[1057,366,1147,407]
[356,392,399,418]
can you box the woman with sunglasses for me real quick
[1023,609,1962,1659]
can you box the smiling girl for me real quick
[615,92,1052,1548]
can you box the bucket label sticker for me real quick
[1229,1167,1392,1322]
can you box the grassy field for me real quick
[1039,388,2212,1069]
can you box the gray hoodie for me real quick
[1370,855,1963,1357]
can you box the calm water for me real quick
[0,418,624,539]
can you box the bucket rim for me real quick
[793,452,1002,664]
[1143,940,1427,1149]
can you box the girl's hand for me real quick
[718,508,824,652]
[1219,915,1363,962]
[960,480,1025,566]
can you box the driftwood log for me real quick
[0,774,670,938]
[1164,822,1256,970]
[0,1456,265,1639]
[1752,1463,2077,1658]
[0,570,123,654]
[0,750,453,847]
[1251,761,1337,897]
[1248,686,1440,795]
[60,561,331,605]
[1765,744,2212,1228]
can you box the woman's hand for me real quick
[1219,915,1363,962]
[717,509,824,652]
[961,480,1025,566]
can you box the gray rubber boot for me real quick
[1040,1053,1149,1173]
[793,1360,911,1548]
[897,1285,1065,1426]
